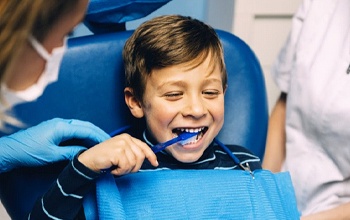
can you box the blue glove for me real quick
[0,118,110,173]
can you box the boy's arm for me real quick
[262,92,287,172]
[28,153,100,219]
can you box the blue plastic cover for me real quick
[85,0,172,33]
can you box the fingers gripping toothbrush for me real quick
[102,131,199,173]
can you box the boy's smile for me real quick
[128,54,226,163]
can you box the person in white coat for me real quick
[263,0,350,219]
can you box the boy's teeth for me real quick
[184,127,203,133]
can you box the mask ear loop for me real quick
[28,35,51,61]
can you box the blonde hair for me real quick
[0,1,41,83]
[0,0,79,130]
[0,0,79,83]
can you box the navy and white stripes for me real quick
[28,153,100,219]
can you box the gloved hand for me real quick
[0,118,110,173]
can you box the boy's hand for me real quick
[78,133,158,176]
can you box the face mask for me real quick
[0,35,67,110]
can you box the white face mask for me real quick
[0,35,67,110]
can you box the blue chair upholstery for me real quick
[0,30,268,219]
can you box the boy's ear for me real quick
[223,84,228,94]
[124,87,144,118]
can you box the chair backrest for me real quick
[0,30,268,219]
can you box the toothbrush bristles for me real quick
[180,132,199,145]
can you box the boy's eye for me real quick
[165,92,182,97]
[164,92,183,100]
[203,90,220,98]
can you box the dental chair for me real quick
[0,29,268,219]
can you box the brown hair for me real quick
[123,15,227,102]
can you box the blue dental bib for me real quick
[83,169,300,219]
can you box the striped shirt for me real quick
[29,129,261,219]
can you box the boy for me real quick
[122,15,261,171]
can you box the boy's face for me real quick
[126,54,226,163]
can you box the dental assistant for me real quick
[263,0,350,219]
[0,0,111,173]
[0,2,112,218]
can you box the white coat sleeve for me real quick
[271,0,313,93]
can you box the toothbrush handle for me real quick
[152,136,181,153]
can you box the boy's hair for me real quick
[123,15,227,102]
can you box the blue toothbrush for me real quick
[152,132,199,153]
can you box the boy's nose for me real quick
[182,96,207,119]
